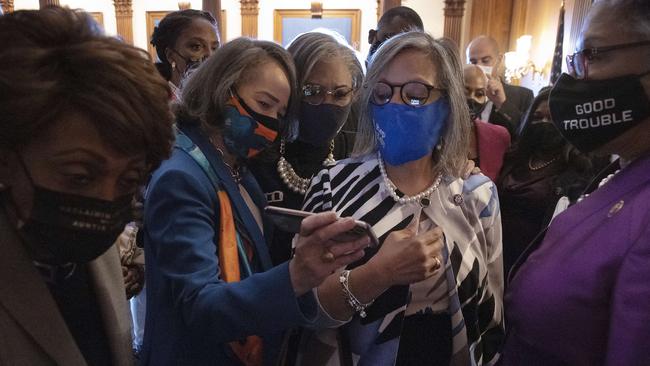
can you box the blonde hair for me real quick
[353,32,470,177]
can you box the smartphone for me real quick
[264,206,379,247]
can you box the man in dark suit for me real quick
[366,6,424,65]
[467,35,534,137]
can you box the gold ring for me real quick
[321,251,335,263]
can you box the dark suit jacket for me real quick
[490,83,534,137]
[0,211,133,366]
[140,123,317,366]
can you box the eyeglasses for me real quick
[301,84,354,106]
[566,40,650,79]
[370,81,445,107]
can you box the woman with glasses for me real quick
[150,9,220,100]
[141,38,370,365]
[297,32,504,365]
[496,87,605,276]
[249,31,363,264]
[0,7,174,364]
[501,0,650,364]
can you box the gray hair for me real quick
[288,32,363,91]
[286,31,364,139]
[587,0,650,41]
[177,37,298,137]
[353,32,470,178]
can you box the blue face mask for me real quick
[372,99,449,165]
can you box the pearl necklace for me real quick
[277,140,335,195]
[528,155,558,171]
[577,169,621,203]
[377,152,442,205]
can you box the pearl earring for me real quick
[171,61,177,70]
[436,143,442,150]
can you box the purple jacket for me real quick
[501,153,650,366]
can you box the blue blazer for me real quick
[140,123,317,365]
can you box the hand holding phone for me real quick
[264,206,379,247]
[277,210,371,296]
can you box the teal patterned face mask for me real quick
[222,94,280,159]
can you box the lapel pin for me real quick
[452,194,463,206]
[607,200,624,217]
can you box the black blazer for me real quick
[490,83,534,137]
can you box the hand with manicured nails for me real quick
[368,211,444,287]
[290,212,369,296]
[486,58,507,109]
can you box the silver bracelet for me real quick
[339,270,374,318]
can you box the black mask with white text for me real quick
[19,188,132,264]
[548,71,650,153]
[14,157,133,264]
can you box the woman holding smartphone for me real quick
[141,38,369,366]
[249,31,363,265]
[299,32,504,365]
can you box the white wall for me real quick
[14,0,117,36]
[221,0,241,41]
[12,0,39,11]
[402,0,445,38]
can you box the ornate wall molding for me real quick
[113,0,134,44]
[568,0,591,55]
[0,0,14,13]
[203,0,224,40]
[382,0,400,16]
[443,0,466,47]
[240,0,259,37]
[39,0,59,7]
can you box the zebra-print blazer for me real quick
[300,154,504,366]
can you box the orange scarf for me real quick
[217,191,263,366]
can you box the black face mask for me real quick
[525,121,566,154]
[298,102,351,147]
[20,188,132,264]
[467,99,487,121]
[549,71,650,153]
[14,158,133,264]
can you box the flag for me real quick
[550,1,565,84]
